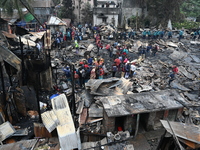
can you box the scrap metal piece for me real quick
[179,66,195,80]
[41,110,59,133]
[0,46,21,71]
[0,122,16,142]
[170,81,191,91]
[161,120,200,145]
[100,89,190,117]
[51,94,81,150]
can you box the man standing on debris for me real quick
[71,29,75,41]
[90,66,96,79]
[146,43,152,57]
[112,63,118,77]
[75,40,79,54]
[147,30,152,39]
[124,61,130,79]
[87,55,93,66]
[114,57,121,71]
[179,30,184,41]
[142,30,147,39]
[106,43,111,57]
[63,66,71,82]
[130,62,136,77]
[151,44,159,56]
[168,30,173,39]
[98,66,104,79]
[168,65,179,85]
[141,45,146,59]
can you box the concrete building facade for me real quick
[93,0,121,26]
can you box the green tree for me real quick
[58,0,75,21]
[181,0,200,18]
[81,2,93,24]
[0,0,32,18]
[147,0,184,26]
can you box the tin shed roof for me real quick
[100,89,191,117]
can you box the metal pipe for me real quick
[134,114,140,137]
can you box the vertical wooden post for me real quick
[36,72,42,123]
[19,36,25,86]
[0,62,9,121]
[71,64,76,120]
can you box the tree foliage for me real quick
[128,0,185,27]
[81,2,93,24]
[173,20,200,29]
[58,0,75,21]
[0,0,32,18]
[180,0,200,18]
[147,0,184,25]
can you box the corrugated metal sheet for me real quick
[2,31,17,38]
[41,110,58,132]
[0,139,37,150]
[29,31,46,39]
[100,89,190,117]
[0,46,21,71]
[161,120,200,144]
[0,122,15,142]
[85,77,132,96]
[51,94,81,150]
[47,16,67,26]
[19,37,36,46]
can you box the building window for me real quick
[102,18,107,23]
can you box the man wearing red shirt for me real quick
[114,58,121,71]
[172,66,178,74]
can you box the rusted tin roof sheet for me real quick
[161,120,200,144]
[100,89,190,117]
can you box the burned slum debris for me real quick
[0,13,200,150]
[160,120,200,149]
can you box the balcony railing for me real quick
[93,7,120,15]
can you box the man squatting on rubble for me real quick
[61,24,186,88]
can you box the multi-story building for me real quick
[93,0,121,26]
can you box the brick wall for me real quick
[124,115,136,134]
[102,109,115,133]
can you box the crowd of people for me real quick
[52,22,200,50]
[58,23,200,88]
